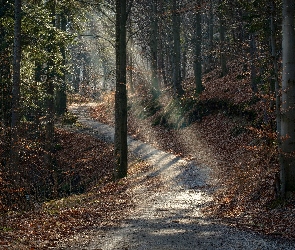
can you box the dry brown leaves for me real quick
[90,92,115,126]
[89,61,295,240]
[0,128,152,249]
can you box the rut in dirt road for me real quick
[67,103,295,250]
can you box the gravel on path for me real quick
[66,103,295,250]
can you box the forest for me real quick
[1,0,295,248]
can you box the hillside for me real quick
[1,64,295,248]
[90,63,295,240]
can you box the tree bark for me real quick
[55,12,67,116]
[208,0,214,71]
[44,0,57,197]
[172,0,184,97]
[114,0,128,179]
[0,0,12,127]
[281,0,295,195]
[10,0,22,182]
[181,29,188,81]
[218,0,227,77]
[158,0,168,87]
[194,4,203,95]
[150,0,160,97]
[250,33,258,93]
[270,1,282,198]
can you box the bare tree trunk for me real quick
[270,0,282,198]
[158,0,168,87]
[250,33,258,93]
[281,0,295,196]
[44,0,57,197]
[172,0,184,97]
[218,0,227,77]
[208,0,214,71]
[194,4,203,95]
[55,12,67,116]
[114,0,128,179]
[10,0,22,185]
[0,10,12,127]
[150,0,160,97]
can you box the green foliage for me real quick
[0,226,13,232]
[17,3,74,121]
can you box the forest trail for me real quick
[66,103,295,250]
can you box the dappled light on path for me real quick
[67,103,295,249]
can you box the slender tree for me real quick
[194,2,203,95]
[114,0,128,179]
[218,0,227,77]
[0,1,12,127]
[55,12,67,116]
[150,0,160,96]
[44,0,58,197]
[172,0,184,97]
[207,0,214,72]
[280,0,295,195]
[10,0,22,181]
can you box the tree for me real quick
[114,0,130,179]
[0,0,13,127]
[172,0,184,97]
[10,0,22,185]
[218,0,227,77]
[280,0,295,196]
[55,12,67,116]
[193,1,203,95]
[150,0,160,96]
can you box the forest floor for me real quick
[1,98,295,249]
[54,102,294,249]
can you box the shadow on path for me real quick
[67,103,295,250]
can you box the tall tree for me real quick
[44,0,58,197]
[280,0,295,196]
[0,0,13,127]
[10,0,22,182]
[172,0,184,97]
[150,0,160,96]
[270,0,280,135]
[194,1,203,95]
[207,0,214,72]
[114,0,129,179]
[55,12,67,116]
[218,0,227,77]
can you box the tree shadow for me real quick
[103,205,287,250]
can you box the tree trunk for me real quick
[114,0,128,179]
[150,0,160,97]
[0,5,12,127]
[208,0,214,71]
[250,33,258,93]
[10,0,22,184]
[270,0,281,135]
[55,13,67,116]
[44,0,57,197]
[172,0,184,97]
[218,0,227,77]
[181,27,188,81]
[158,0,168,87]
[270,0,282,198]
[281,0,295,195]
[194,4,203,95]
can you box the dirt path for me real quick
[66,103,295,250]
